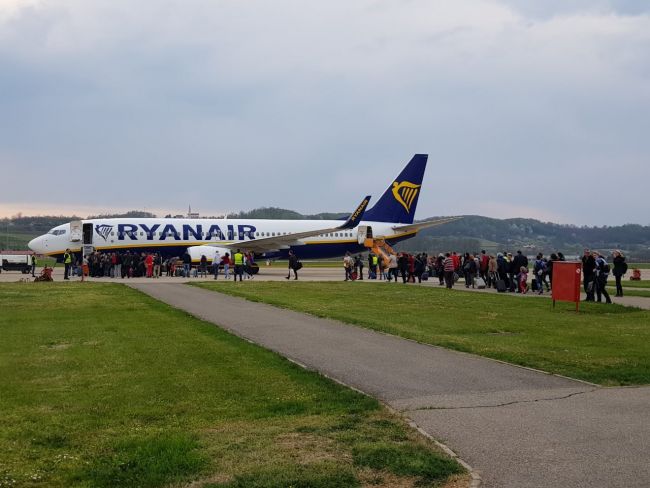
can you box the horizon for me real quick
[1,207,648,229]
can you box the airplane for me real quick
[28,154,458,268]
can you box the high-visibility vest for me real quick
[64,252,72,264]
[372,256,378,266]
[234,252,244,265]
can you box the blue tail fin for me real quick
[363,154,428,224]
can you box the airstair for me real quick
[357,225,397,266]
[363,237,396,267]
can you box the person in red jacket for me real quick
[145,253,154,278]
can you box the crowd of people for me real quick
[341,248,629,303]
[60,245,630,304]
[65,248,258,281]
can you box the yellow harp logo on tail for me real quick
[391,181,421,213]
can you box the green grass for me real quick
[0,283,462,487]
[629,263,650,269]
[606,279,650,297]
[194,282,650,386]
[614,280,650,289]
[0,232,34,251]
[607,287,650,298]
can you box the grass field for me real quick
[0,283,463,488]
[0,232,33,251]
[194,282,650,386]
[606,280,650,297]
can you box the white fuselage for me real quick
[28,218,415,261]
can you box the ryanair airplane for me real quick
[28,155,456,264]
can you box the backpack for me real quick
[598,258,610,274]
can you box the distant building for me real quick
[187,205,199,219]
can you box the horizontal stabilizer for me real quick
[391,216,462,234]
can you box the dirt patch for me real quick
[41,343,71,350]
[274,432,344,464]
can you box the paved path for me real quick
[132,283,650,488]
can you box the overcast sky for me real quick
[1,0,648,225]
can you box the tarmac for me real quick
[3,266,650,487]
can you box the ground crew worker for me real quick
[233,249,244,282]
[369,253,378,279]
[31,254,37,277]
[63,249,72,280]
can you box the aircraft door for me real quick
[83,223,93,245]
[357,226,367,245]
[357,226,373,245]
[70,220,82,242]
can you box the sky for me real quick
[1,0,649,225]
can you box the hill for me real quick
[2,210,649,259]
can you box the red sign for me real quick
[552,261,582,311]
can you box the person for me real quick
[533,253,547,294]
[286,250,300,280]
[547,253,558,288]
[199,255,208,278]
[153,253,161,278]
[377,253,386,280]
[63,248,73,280]
[145,253,154,278]
[518,266,529,294]
[436,253,445,286]
[582,249,596,301]
[182,250,192,278]
[443,252,455,289]
[479,250,489,283]
[487,254,497,288]
[368,253,377,279]
[594,252,612,304]
[612,250,627,297]
[343,252,353,281]
[356,255,364,280]
[395,252,409,283]
[212,251,221,280]
[222,253,231,279]
[414,253,425,283]
[496,253,508,289]
[233,249,244,281]
[512,251,528,292]
[81,254,89,282]
[115,252,122,279]
[388,253,398,282]
[463,253,477,288]
[31,254,37,277]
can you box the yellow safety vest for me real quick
[64,253,72,264]
[234,253,244,265]
[372,256,378,266]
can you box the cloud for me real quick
[0,1,648,225]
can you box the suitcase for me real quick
[350,271,358,281]
[496,279,507,293]
[475,277,486,289]
[531,278,538,291]
[421,272,429,281]
[369,270,377,280]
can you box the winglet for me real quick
[338,195,371,230]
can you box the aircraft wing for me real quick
[218,195,371,253]
[387,216,462,235]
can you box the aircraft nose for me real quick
[28,236,44,253]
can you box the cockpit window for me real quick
[47,229,67,236]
